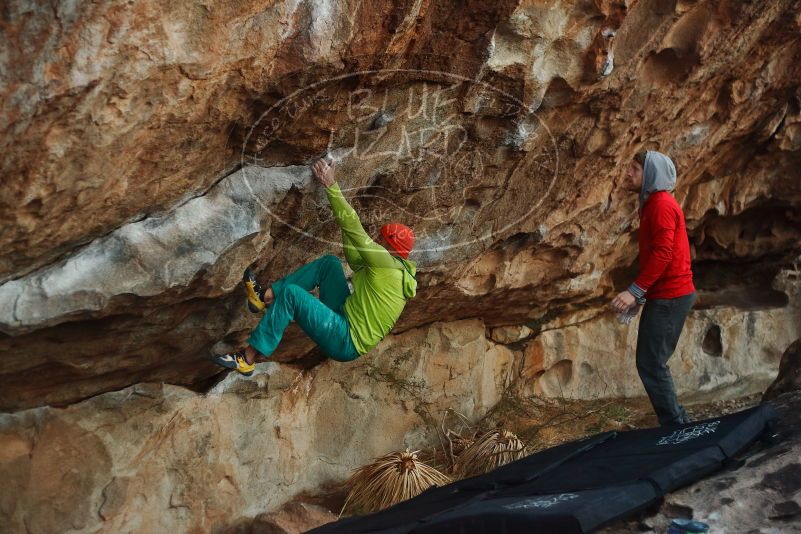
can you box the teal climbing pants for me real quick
[247,255,361,362]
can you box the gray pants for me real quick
[636,292,697,426]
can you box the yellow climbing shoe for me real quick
[211,350,256,376]
[243,267,267,313]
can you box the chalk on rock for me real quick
[601,52,615,77]
[370,111,394,130]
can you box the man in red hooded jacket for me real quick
[611,150,697,426]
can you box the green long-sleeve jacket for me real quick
[325,182,417,354]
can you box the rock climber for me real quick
[610,150,697,426]
[212,157,418,375]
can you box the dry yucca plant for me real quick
[454,429,527,477]
[440,408,476,472]
[341,449,451,515]
[447,432,475,460]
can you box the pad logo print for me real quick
[504,493,579,510]
[657,421,720,446]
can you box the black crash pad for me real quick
[311,404,776,534]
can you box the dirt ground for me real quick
[472,392,764,457]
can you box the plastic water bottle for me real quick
[616,305,640,325]
[667,518,709,533]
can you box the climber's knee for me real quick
[320,254,339,267]
[276,283,304,303]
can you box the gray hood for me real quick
[639,150,677,209]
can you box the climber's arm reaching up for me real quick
[311,158,396,269]
[341,229,366,271]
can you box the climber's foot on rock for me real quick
[243,267,272,313]
[211,349,256,376]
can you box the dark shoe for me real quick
[211,350,256,376]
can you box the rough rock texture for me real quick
[1,306,796,532]
[0,319,514,533]
[2,1,801,530]
[226,502,338,534]
[2,0,801,410]
[523,302,801,401]
[0,165,312,332]
[764,337,801,401]
[602,389,801,533]
[518,266,801,400]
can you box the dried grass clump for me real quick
[341,449,451,515]
[454,429,526,477]
[439,409,476,472]
[448,433,475,460]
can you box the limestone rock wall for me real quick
[0,319,515,533]
[1,299,796,532]
[1,0,801,410]
[3,0,801,531]
[523,302,800,400]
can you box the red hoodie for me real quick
[631,191,695,299]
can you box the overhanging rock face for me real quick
[0,166,311,334]
[1,0,801,411]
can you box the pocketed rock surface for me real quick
[2,0,801,531]
[2,0,800,409]
[0,320,515,533]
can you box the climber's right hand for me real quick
[312,157,335,188]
